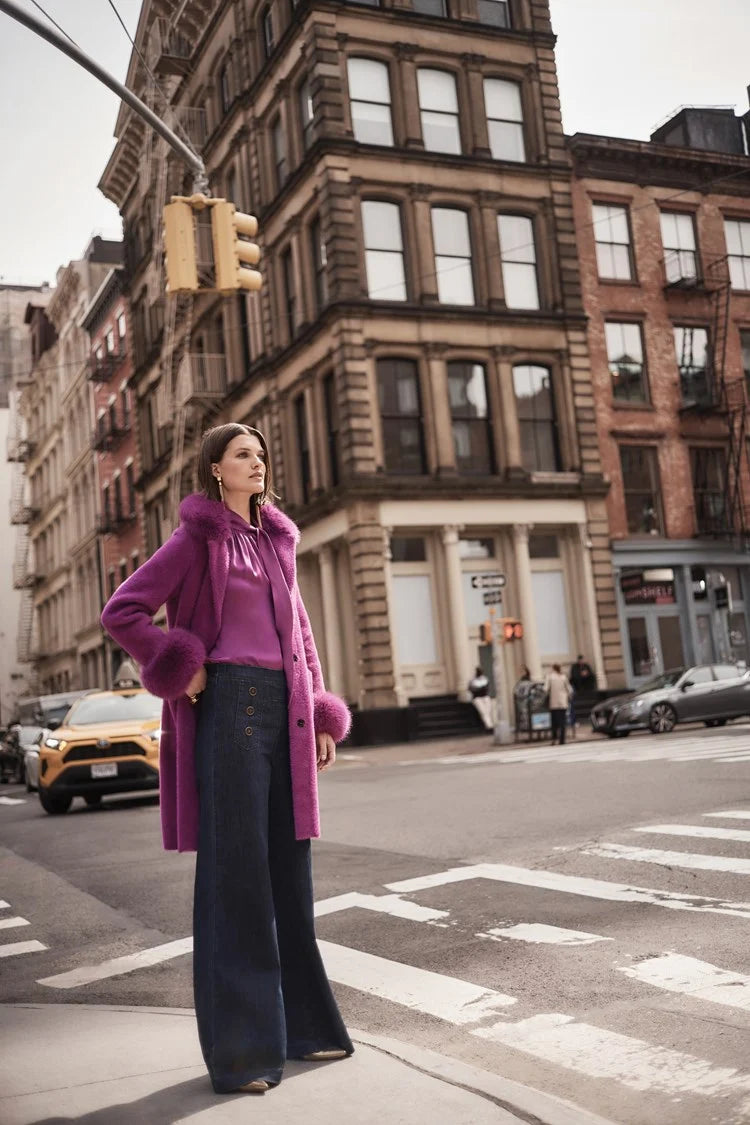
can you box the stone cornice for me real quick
[568,131,750,194]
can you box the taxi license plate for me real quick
[91,762,118,779]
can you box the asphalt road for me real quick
[2,723,750,1125]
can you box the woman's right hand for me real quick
[185,666,207,701]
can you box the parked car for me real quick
[22,727,47,791]
[37,688,161,815]
[591,663,750,737]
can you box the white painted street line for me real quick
[704,811,750,820]
[618,953,750,1011]
[37,936,193,989]
[714,754,750,762]
[586,842,750,875]
[0,900,10,909]
[315,891,448,924]
[0,796,26,805]
[387,862,750,919]
[473,1013,750,1101]
[480,923,611,946]
[0,940,47,958]
[318,939,516,1025]
[634,823,750,844]
[0,915,30,930]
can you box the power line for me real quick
[28,0,77,46]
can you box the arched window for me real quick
[261,6,275,58]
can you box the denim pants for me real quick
[193,662,353,1092]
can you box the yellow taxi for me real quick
[38,687,161,815]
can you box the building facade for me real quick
[100,0,624,739]
[570,104,750,687]
[18,239,123,694]
[3,284,51,719]
[81,269,145,683]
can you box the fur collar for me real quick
[179,493,300,549]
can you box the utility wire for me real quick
[28,0,77,46]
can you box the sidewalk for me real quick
[0,1003,618,1125]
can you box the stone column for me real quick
[426,343,456,474]
[318,543,344,695]
[462,54,491,156]
[512,523,541,679]
[442,524,471,699]
[576,524,607,689]
[382,526,409,707]
[410,186,439,304]
[493,347,523,477]
[479,193,504,308]
[395,45,423,149]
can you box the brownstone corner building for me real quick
[99,0,623,742]
[570,101,750,688]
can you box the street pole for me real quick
[489,607,511,745]
[0,0,208,194]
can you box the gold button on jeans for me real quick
[245,726,253,736]
[249,687,257,696]
[246,706,255,716]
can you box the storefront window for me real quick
[695,614,714,664]
[729,612,748,665]
[627,617,652,677]
[529,533,558,558]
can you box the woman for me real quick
[101,422,353,1095]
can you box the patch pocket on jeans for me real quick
[230,683,283,751]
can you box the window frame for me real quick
[605,320,649,404]
[619,444,664,537]
[294,393,311,503]
[725,218,750,291]
[690,446,727,535]
[271,114,288,191]
[310,216,328,312]
[347,56,394,147]
[592,201,635,282]
[281,246,297,338]
[323,372,340,487]
[431,206,474,306]
[483,76,525,162]
[261,6,275,59]
[411,0,448,14]
[417,67,461,154]
[376,357,428,475]
[512,363,561,473]
[497,213,540,309]
[299,75,314,151]
[673,324,711,406]
[660,210,699,285]
[446,360,496,475]
[476,0,511,27]
[361,198,408,302]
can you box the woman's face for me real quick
[213,433,266,497]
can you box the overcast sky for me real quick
[0,0,748,287]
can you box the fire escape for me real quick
[665,250,745,544]
[7,407,38,665]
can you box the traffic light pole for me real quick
[488,607,512,745]
[0,0,208,195]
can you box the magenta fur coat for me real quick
[100,493,351,851]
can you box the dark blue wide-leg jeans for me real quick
[193,663,353,1093]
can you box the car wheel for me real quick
[84,794,102,807]
[38,789,72,815]
[649,703,677,734]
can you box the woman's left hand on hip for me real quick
[315,732,336,771]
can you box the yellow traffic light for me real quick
[163,200,199,293]
[211,201,262,293]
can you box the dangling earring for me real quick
[215,474,224,503]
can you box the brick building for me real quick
[570,103,750,686]
[99,0,624,740]
[81,269,145,683]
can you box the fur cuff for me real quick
[141,628,207,700]
[313,691,352,743]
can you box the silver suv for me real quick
[591,664,750,737]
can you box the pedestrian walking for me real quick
[570,653,596,694]
[468,666,493,731]
[545,663,573,745]
[101,423,353,1096]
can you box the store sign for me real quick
[621,570,676,605]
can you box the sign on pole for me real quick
[482,590,503,606]
[471,573,506,591]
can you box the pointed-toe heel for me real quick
[236,1079,269,1093]
[302,1049,348,1061]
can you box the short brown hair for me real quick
[197,423,275,524]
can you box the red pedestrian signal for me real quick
[502,620,524,642]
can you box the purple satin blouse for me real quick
[207,508,287,669]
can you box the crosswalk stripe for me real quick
[0,796,25,805]
[37,936,193,988]
[479,923,611,946]
[315,892,448,924]
[473,1013,750,1100]
[318,940,516,1024]
[0,915,30,930]
[715,754,750,762]
[618,953,750,1011]
[586,842,750,875]
[387,863,750,918]
[0,940,47,958]
[704,810,750,819]
[0,901,10,910]
[633,823,750,843]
